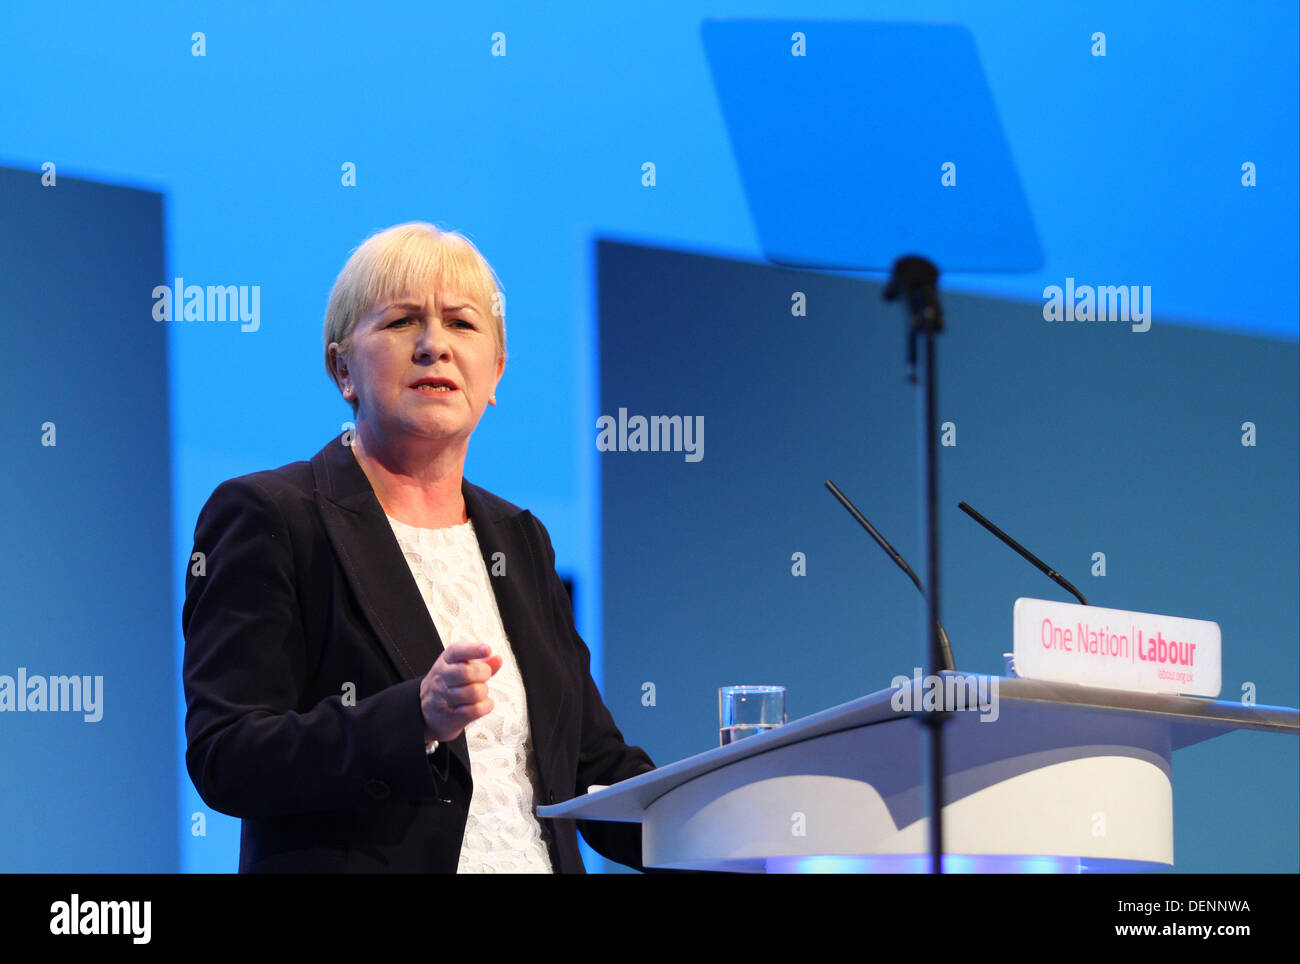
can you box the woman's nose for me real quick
[414,324,450,359]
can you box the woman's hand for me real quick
[419,641,504,742]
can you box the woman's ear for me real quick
[329,342,352,396]
[489,354,505,405]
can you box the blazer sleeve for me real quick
[531,515,656,866]
[182,476,437,819]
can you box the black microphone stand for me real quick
[884,255,948,874]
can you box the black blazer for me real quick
[182,433,654,872]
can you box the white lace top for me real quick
[385,514,554,874]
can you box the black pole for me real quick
[884,255,948,875]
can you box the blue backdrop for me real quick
[0,0,1294,873]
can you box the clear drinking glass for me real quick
[718,685,786,745]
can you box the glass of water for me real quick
[718,685,786,745]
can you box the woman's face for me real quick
[336,282,504,449]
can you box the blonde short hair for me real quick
[323,223,506,412]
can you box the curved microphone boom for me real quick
[958,501,1089,606]
[825,479,956,672]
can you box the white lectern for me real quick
[538,675,1299,872]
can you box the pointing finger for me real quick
[443,642,491,663]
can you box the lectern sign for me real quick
[1013,598,1222,697]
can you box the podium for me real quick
[539,675,1299,872]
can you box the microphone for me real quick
[957,501,1089,605]
[825,480,956,671]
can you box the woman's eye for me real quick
[452,319,475,329]
[388,316,415,327]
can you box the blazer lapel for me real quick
[461,483,565,787]
[311,434,445,681]
[311,435,475,778]
[310,433,563,786]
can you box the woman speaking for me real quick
[182,222,655,872]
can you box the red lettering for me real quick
[1041,619,1072,651]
